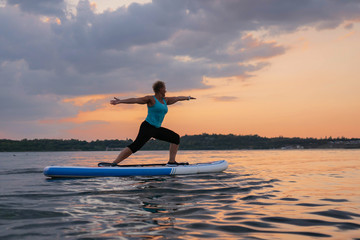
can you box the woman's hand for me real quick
[110,97,121,105]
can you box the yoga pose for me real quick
[110,81,195,165]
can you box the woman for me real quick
[110,81,195,165]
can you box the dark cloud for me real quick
[0,60,77,122]
[6,0,66,17]
[1,0,359,138]
[3,0,358,94]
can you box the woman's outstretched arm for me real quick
[165,96,196,105]
[110,96,151,105]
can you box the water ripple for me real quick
[0,208,69,220]
[1,150,360,240]
[262,216,360,230]
[309,209,360,220]
[0,168,43,176]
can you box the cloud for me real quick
[1,0,360,138]
[0,60,63,120]
[212,96,238,102]
[344,22,354,30]
[6,0,66,17]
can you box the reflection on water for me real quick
[0,150,359,239]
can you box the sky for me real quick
[1,0,360,140]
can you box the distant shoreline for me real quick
[1,134,360,152]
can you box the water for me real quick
[0,150,359,239]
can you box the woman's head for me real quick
[152,81,166,94]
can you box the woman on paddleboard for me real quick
[110,81,195,165]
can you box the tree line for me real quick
[0,134,359,152]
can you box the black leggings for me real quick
[127,121,180,153]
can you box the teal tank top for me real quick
[145,96,168,128]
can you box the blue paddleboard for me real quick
[43,160,228,178]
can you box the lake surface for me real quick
[0,150,359,239]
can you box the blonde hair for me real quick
[152,81,165,93]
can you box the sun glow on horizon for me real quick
[53,23,360,141]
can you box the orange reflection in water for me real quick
[62,149,359,240]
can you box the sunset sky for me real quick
[1,0,360,140]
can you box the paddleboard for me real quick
[43,160,228,178]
